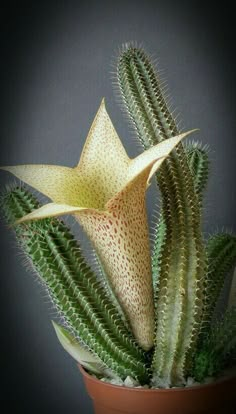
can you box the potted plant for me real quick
[1,45,235,414]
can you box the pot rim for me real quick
[79,364,236,393]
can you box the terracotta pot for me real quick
[79,365,236,414]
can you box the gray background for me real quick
[0,1,235,413]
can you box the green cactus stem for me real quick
[117,45,206,386]
[193,307,236,382]
[152,143,209,288]
[151,214,166,290]
[1,186,149,383]
[228,267,236,309]
[202,233,236,328]
[185,142,210,199]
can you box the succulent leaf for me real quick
[52,321,105,375]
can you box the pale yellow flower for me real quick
[1,100,194,350]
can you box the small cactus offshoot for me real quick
[0,44,235,388]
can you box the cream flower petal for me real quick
[0,165,96,207]
[80,168,155,350]
[126,130,197,186]
[76,100,130,204]
[15,202,92,224]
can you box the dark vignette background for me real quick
[0,1,235,413]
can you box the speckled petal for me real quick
[0,165,95,207]
[126,130,197,186]
[77,169,155,350]
[76,99,130,206]
[15,202,92,224]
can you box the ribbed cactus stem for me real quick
[117,46,206,386]
[152,143,209,287]
[228,267,236,309]
[185,142,209,199]
[203,233,236,328]
[1,186,148,382]
[152,214,166,290]
[193,307,236,381]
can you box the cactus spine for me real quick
[1,186,148,383]
[117,46,206,386]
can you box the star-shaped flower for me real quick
[1,100,194,350]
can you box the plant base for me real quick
[79,365,236,414]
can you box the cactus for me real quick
[152,142,209,289]
[200,233,236,333]
[185,142,210,199]
[117,45,206,386]
[151,214,166,289]
[193,307,236,381]
[1,44,236,389]
[1,186,148,383]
